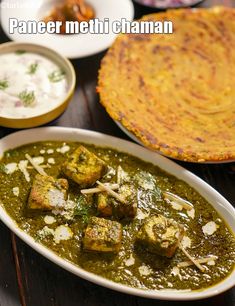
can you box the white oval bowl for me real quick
[0,127,234,300]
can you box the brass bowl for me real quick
[0,42,76,128]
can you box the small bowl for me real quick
[133,0,205,9]
[0,0,134,59]
[0,42,76,129]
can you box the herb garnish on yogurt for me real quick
[0,80,9,90]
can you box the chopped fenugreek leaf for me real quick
[74,196,94,223]
[74,205,90,223]
[0,80,9,90]
[18,90,35,107]
[27,63,39,75]
[0,164,6,173]
[15,50,26,55]
[48,69,65,83]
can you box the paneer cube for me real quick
[83,217,122,253]
[28,174,68,211]
[136,215,184,258]
[62,146,107,187]
[97,193,113,217]
[118,184,137,217]
[97,184,137,218]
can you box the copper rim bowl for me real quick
[0,42,76,128]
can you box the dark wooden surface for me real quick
[0,1,235,305]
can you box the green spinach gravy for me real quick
[0,141,234,291]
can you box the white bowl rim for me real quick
[0,126,235,301]
[0,0,134,59]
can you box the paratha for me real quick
[98,7,235,162]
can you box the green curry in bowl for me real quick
[0,141,234,292]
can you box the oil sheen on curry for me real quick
[0,141,234,291]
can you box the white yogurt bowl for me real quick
[0,42,76,128]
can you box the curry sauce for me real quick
[0,141,234,291]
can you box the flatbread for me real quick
[98,7,235,162]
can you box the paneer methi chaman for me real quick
[1,140,234,291]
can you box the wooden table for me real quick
[0,1,235,305]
